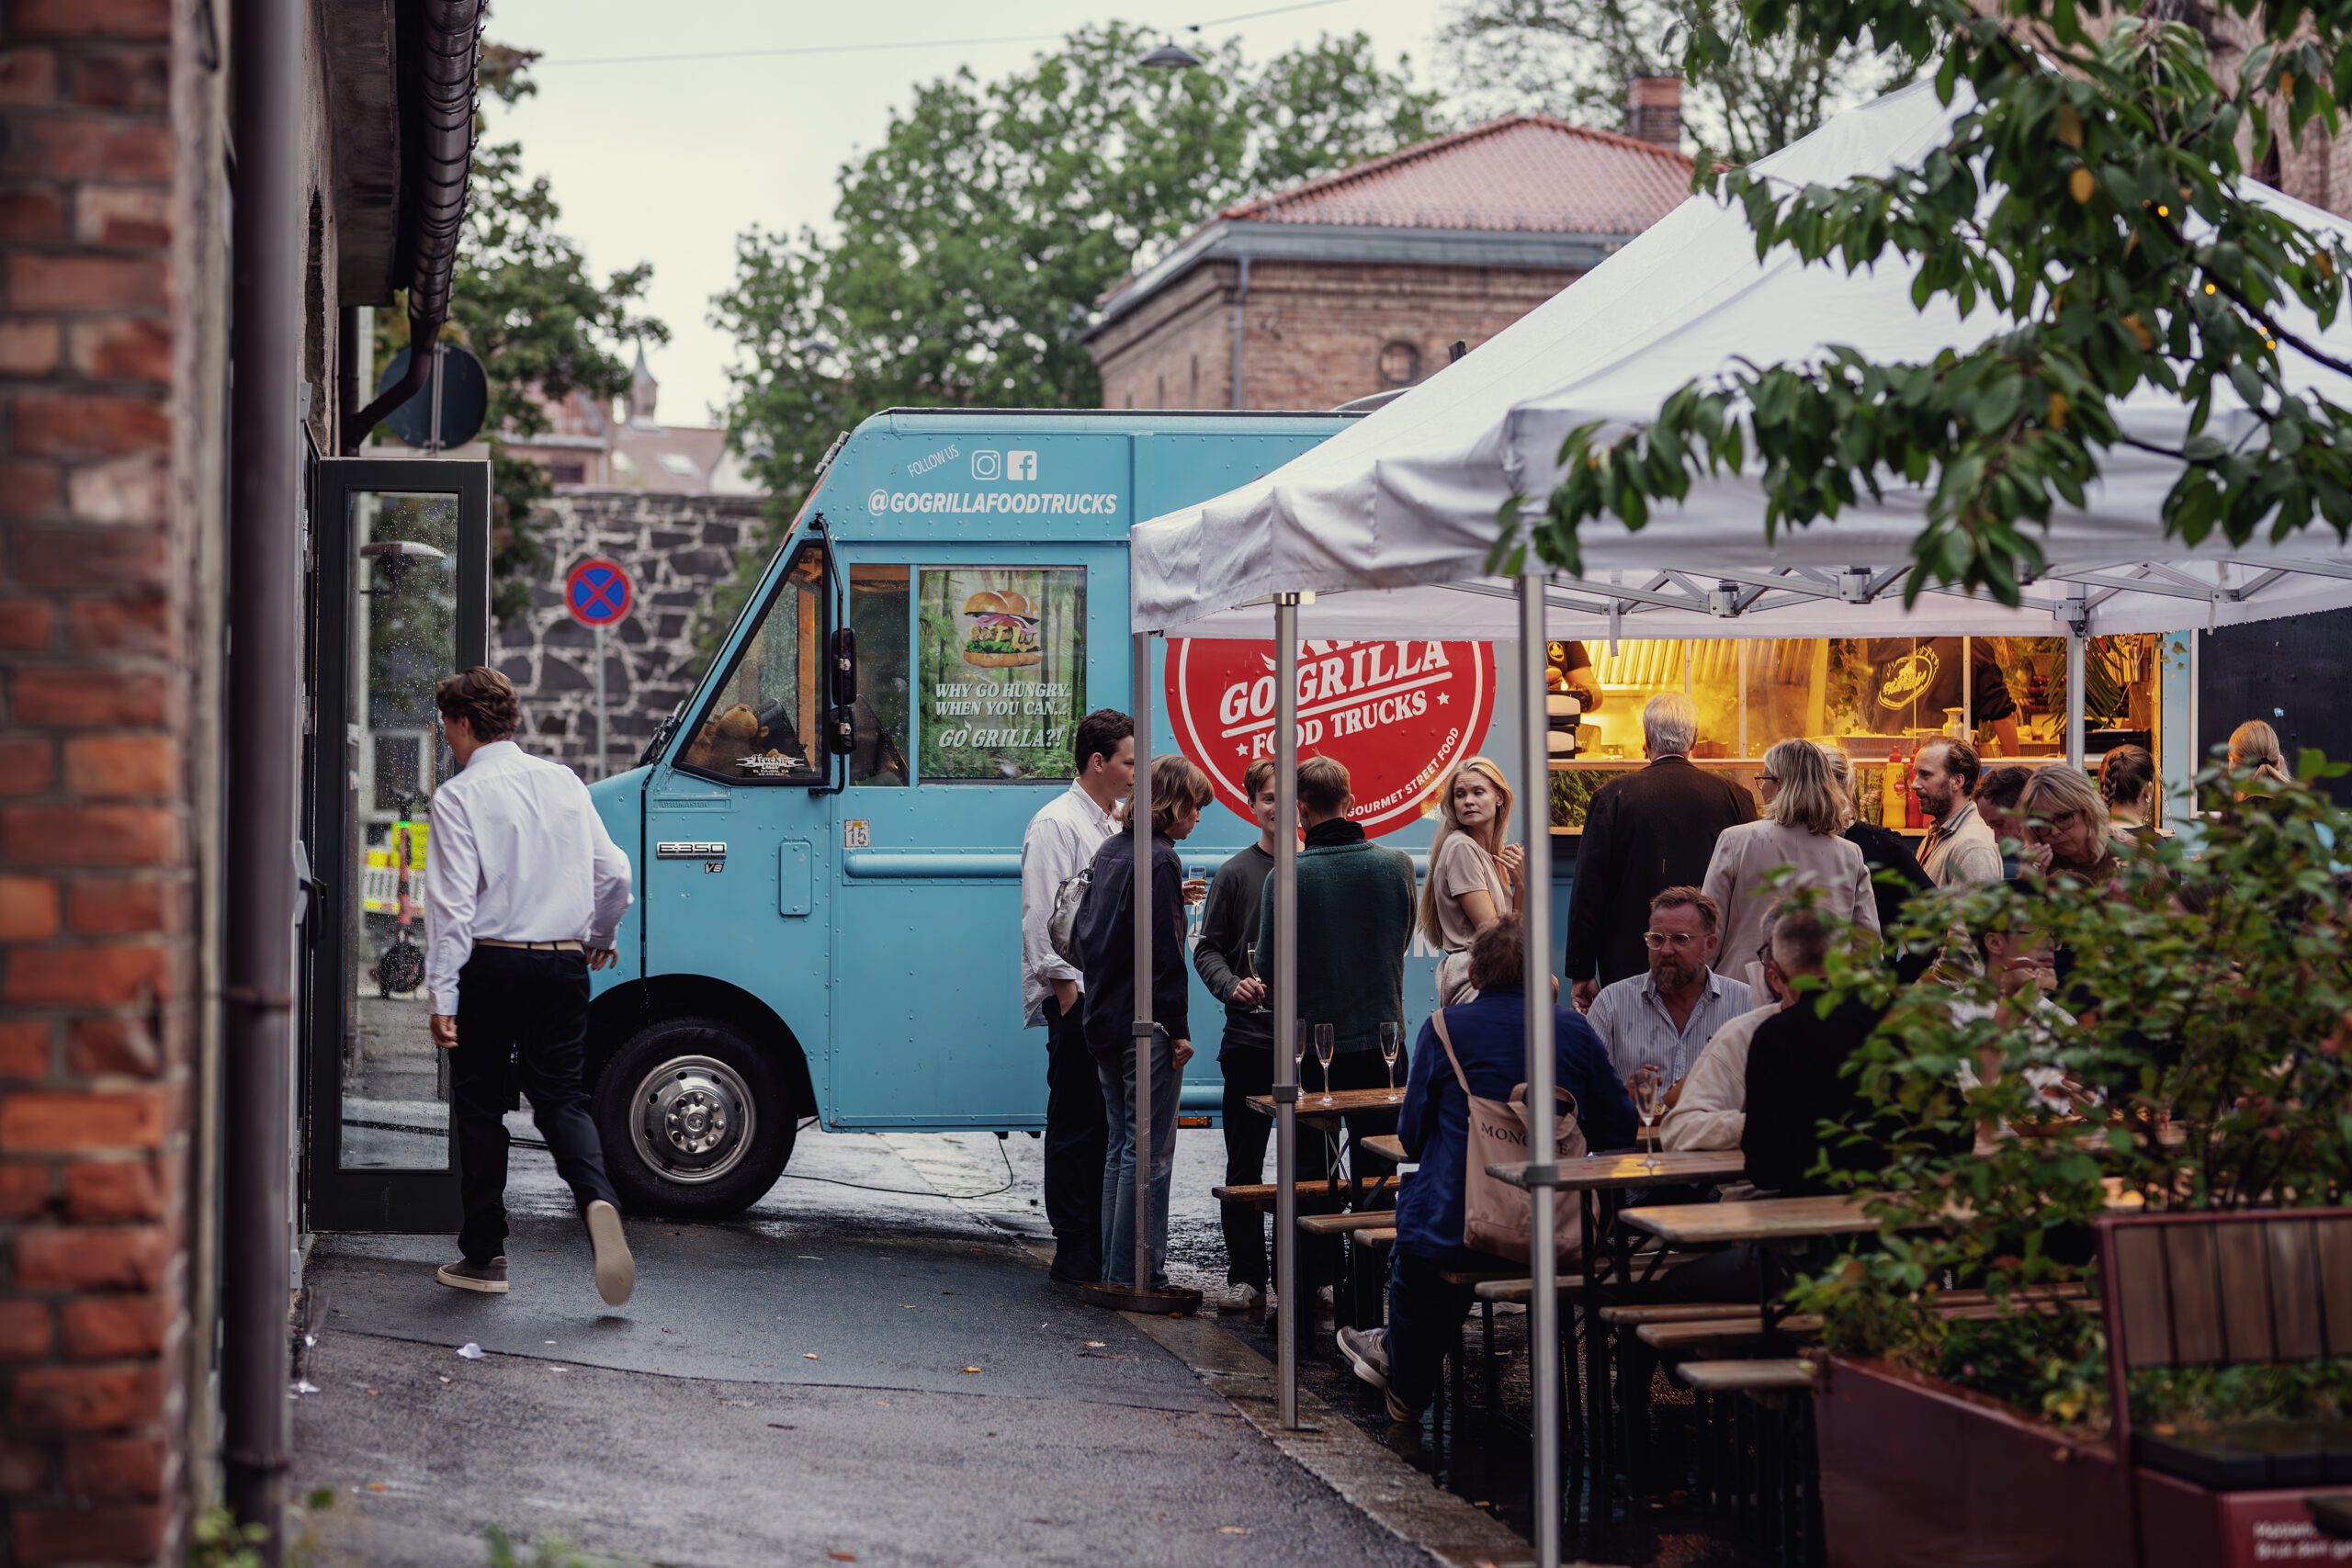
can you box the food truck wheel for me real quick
[595,1017,797,1217]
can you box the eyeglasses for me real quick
[1642,931,1703,950]
[1756,773,1780,785]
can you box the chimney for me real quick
[1628,75,1683,151]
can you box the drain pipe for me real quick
[344,1,483,451]
[222,0,300,1551]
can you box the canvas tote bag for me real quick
[1430,1008,1588,1264]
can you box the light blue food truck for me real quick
[581,407,1483,1217]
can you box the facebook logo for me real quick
[1006,449,1038,481]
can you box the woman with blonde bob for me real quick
[1702,738,1879,991]
[1421,757,1523,1003]
[2016,764,2118,888]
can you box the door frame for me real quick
[301,457,490,1233]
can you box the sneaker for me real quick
[584,1200,634,1306]
[1317,1284,1337,1307]
[1336,1325,1390,1389]
[1214,1282,1267,1313]
[436,1257,508,1294]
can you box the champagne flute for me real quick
[1633,1062,1667,1174]
[1294,1019,1307,1093]
[1378,1021,1402,1093]
[1248,942,1272,1014]
[1314,1023,1337,1106]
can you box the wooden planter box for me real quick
[1815,1354,2130,1568]
[1815,1356,2352,1568]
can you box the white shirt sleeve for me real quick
[1020,812,1084,991]
[1663,1017,1753,1151]
[582,779,634,950]
[423,787,481,1016]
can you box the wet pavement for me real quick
[291,1122,1443,1567]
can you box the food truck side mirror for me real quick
[829,627,858,708]
[824,705,856,757]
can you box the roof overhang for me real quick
[1085,219,1633,341]
[322,0,402,302]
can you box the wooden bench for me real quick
[1677,1358,1818,1393]
[1210,1181,1353,1211]
[1638,1314,1826,1352]
[2099,1207,2352,1505]
[1473,1276,1586,1304]
[1297,1211,1398,1237]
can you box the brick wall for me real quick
[0,0,221,1562]
[1091,256,1582,412]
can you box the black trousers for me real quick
[1042,993,1106,1272]
[450,947,618,1265]
[1385,1246,1509,1416]
[1217,1041,1327,1290]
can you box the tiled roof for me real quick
[1220,114,1691,235]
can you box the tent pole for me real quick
[1273,594,1301,1429]
[2065,617,2086,768]
[1519,566,1562,1568]
[1132,630,1156,1297]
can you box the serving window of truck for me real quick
[1544,634,2165,835]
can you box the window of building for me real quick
[1379,341,1422,387]
[549,461,585,485]
[658,452,700,478]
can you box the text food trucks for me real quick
[582,407,2192,1219]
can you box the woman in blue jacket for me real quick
[1337,916,1635,1419]
[1074,753,1214,1291]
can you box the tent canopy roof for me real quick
[1131,80,2352,644]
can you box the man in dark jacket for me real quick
[1566,694,1756,1008]
[1335,918,1635,1419]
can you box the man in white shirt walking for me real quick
[424,667,637,1305]
[1019,708,1134,1284]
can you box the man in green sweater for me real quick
[1258,755,1418,1101]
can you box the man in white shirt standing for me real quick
[424,667,637,1306]
[1019,708,1134,1284]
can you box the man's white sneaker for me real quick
[1214,1282,1267,1313]
[584,1200,634,1306]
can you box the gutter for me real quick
[344,0,485,452]
[222,0,300,1553]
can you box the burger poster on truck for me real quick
[917,567,1085,781]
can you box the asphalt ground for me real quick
[292,1119,1461,1568]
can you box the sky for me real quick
[489,0,1466,428]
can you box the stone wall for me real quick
[495,490,769,778]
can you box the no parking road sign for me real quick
[566,558,634,627]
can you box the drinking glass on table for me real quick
[1631,1063,1668,1173]
[1314,1023,1337,1106]
[1377,1021,1402,1092]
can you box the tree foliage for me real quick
[1509,0,2352,604]
[1442,0,1909,164]
[711,23,1437,626]
[370,44,667,623]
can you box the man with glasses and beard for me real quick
[1584,886,1754,1092]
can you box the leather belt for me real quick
[475,938,584,952]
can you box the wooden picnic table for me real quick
[1359,1134,1406,1165]
[1244,1087,1406,1126]
[1488,1149,1747,1193]
[1618,1193,1898,1247]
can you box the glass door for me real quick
[302,458,489,1231]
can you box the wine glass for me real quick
[1294,1020,1307,1092]
[1632,1063,1668,1174]
[1247,942,1272,1014]
[1314,1023,1337,1106]
[1377,1021,1402,1093]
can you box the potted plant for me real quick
[1783,745,2352,1568]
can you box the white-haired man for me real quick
[1565,694,1755,1010]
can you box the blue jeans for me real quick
[1094,1029,1178,1289]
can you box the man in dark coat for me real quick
[1564,693,1755,1010]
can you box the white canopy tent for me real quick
[1113,77,2352,1568]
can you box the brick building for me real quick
[1087,89,1694,412]
[500,344,762,496]
[0,2,486,1562]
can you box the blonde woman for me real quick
[1702,739,1879,991]
[2228,719,2293,795]
[1420,757,1522,1004]
[2016,765,2119,889]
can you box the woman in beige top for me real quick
[1701,738,1879,990]
[1419,757,1521,1003]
